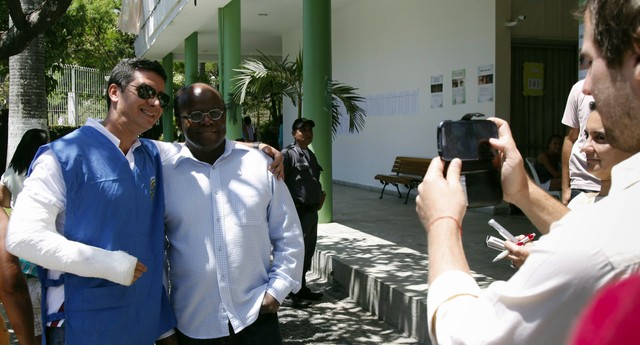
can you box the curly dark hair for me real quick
[580,0,640,68]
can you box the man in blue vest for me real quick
[6,58,176,345]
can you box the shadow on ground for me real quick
[280,275,423,345]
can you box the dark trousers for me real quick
[176,313,282,345]
[45,327,65,345]
[295,207,318,290]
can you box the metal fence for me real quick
[48,65,109,127]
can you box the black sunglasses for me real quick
[130,83,171,108]
[180,109,225,122]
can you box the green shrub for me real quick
[49,126,78,140]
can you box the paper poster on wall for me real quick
[523,62,544,96]
[430,74,443,109]
[359,90,419,118]
[477,64,494,103]
[452,69,466,105]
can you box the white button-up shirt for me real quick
[157,140,303,339]
[427,152,640,345]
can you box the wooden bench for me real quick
[374,156,432,204]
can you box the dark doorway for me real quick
[510,40,578,159]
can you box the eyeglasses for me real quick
[180,109,225,122]
[130,83,171,108]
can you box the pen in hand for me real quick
[492,233,536,263]
[488,219,517,243]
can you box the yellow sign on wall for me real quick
[523,62,544,96]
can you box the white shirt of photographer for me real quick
[427,152,640,345]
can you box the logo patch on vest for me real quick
[150,176,156,200]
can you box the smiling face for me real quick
[177,83,227,161]
[581,9,640,153]
[108,70,166,135]
[581,110,633,181]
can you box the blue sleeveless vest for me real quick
[35,126,175,344]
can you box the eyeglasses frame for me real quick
[129,83,171,108]
[180,109,226,123]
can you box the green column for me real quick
[184,32,198,85]
[303,0,332,223]
[220,0,242,140]
[162,53,175,142]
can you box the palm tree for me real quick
[231,51,365,139]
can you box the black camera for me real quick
[437,115,503,208]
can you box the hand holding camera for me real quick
[437,114,503,208]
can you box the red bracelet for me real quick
[428,216,462,235]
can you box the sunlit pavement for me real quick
[301,182,536,344]
[2,182,535,344]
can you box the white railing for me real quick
[48,65,109,127]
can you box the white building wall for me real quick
[283,0,496,189]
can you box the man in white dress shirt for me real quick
[158,83,304,344]
[415,1,640,344]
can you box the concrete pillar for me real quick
[303,0,332,223]
[219,0,242,139]
[184,32,198,85]
[162,53,174,142]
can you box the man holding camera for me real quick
[417,1,640,343]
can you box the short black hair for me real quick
[292,117,315,131]
[105,58,167,108]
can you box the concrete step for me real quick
[312,183,538,344]
[314,223,430,343]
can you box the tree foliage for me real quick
[0,0,73,60]
[231,51,366,139]
[0,0,135,107]
[45,0,136,71]
[0,0,134,77]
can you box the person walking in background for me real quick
[417,1,640,342]
[158,83,303,344]
[6,58,176,345]
[561,79,600,204]
[242,115,256,142]
[282,118,326,308]
[0,128,49,344]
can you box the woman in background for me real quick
[1,128,49,208]
[0,128,49,344]
[534,134,563,191]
